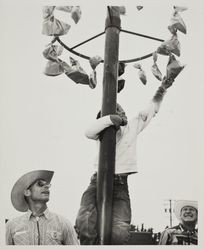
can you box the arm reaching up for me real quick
[136,76,174,134]
[153,76,174,102]
[85,76,175,139]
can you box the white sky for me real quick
[0,0,204,248]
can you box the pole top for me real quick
[105,6,121,30]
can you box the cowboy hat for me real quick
[174,200,198,221]
[11,170,54,212]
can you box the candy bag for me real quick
[152,64,162,81]
[89,56,102,70]
[44,60,64,76]
[64,57,89,85]
[157,35,181,57]
[168,7,187,34]
[151,52,162,81]
[42,17,71,36]
[118,62,126,76]
[43,45,63,61]
[55,6,73,12]
[42,6,55,19]
[60,61,72,72]
[118,77,125,93]
[166,54,185,80]
[42,6,71,36]
[71,6,82,24]
[89,70,97,89]
[133,63,147,85]
[136,6,143,11]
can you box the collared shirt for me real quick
[6,209,79,245]
[85,100,161,175]
[159,224,198,245]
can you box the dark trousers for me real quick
[75,173,131,245]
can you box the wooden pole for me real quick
[97,6,121,245]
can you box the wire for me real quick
[121,29,164,42]
[70,32,105,50]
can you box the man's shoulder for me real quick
[6,213,28,227]
[48,211,73,226]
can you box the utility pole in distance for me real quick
[169,199,173,228]
[164,199,174,228]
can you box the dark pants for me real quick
[75,173,131,245]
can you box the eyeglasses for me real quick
[35,180,51,188]
[28,179,51,189]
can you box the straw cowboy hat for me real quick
[11,170,54,212]
[174,200,198,221]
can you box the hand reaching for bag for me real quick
[161,76,175,89]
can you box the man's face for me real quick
[27,179,51,203]
[180,206,197,224]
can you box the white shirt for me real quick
[85,100,162,175]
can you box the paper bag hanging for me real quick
[151,52,162,81]
[44,61,64,76]
[43,45,63,62]
[168,6,187,34]
[89,56,102,70]
[89,70,97,89]
[166,54,185,80]
[55,6,73,12]
[133,63,147,85]
[157,35,181,57]
[63,57,89,85]
[71,6,82,24]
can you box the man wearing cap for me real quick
[6,170,79,245]
[159,200,198,245]
[75,74,175,245]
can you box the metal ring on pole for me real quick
[54,22,165,64]
[56,37,158,63]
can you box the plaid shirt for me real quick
[6,209,79,245]
[159,224,198,245]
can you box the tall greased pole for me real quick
[97,6,121,245]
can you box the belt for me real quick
[91,173,128,184]
[114,174,127,183]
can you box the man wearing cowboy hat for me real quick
[6,170,79,245]
[159,200,198,245]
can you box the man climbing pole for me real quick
[75,71,175,244]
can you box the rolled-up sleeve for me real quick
[136,101,161,134]
[85,115,114,140]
